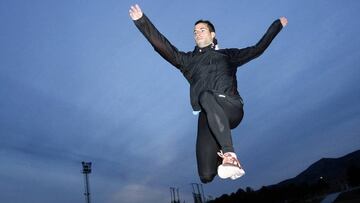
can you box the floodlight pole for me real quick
[82,162,92,203]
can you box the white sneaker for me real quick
[217,150,245,180]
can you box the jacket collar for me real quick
[194,44,214,53]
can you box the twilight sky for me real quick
[1,0,360,203]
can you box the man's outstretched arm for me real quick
[224,17,288,67]
[129,4,187,70]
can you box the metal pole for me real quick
[191,183,202,203]
[84,173,90,203]
[200,184,205,203]
[82,162,92,203]
[176,188,180,203]
[170,187,174,203]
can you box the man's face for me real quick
[194,23,215,48]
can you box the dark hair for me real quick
[195,19,216,33]
[195,19,218,46]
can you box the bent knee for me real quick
[200,174,216,184]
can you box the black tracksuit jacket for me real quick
[134,15,283,111]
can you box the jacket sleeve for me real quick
[223,19,283,67]
[133,14,187,70]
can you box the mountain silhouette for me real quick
[276,149,360,187]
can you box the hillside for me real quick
[277,149,360,187]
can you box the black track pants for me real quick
[196,90,244,183]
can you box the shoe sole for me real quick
[218,164,245,180]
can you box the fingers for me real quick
[129,5,138,13]
[135,4,141,12]
[129,5,137,17]
[129,4,143,20]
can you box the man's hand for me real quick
[280,17,288,27]
[129,4,143,20]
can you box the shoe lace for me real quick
[217,150,241,168]
[217,150,226,158]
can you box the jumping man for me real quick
[129,4,288,183]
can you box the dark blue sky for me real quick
[1,0,360,202]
